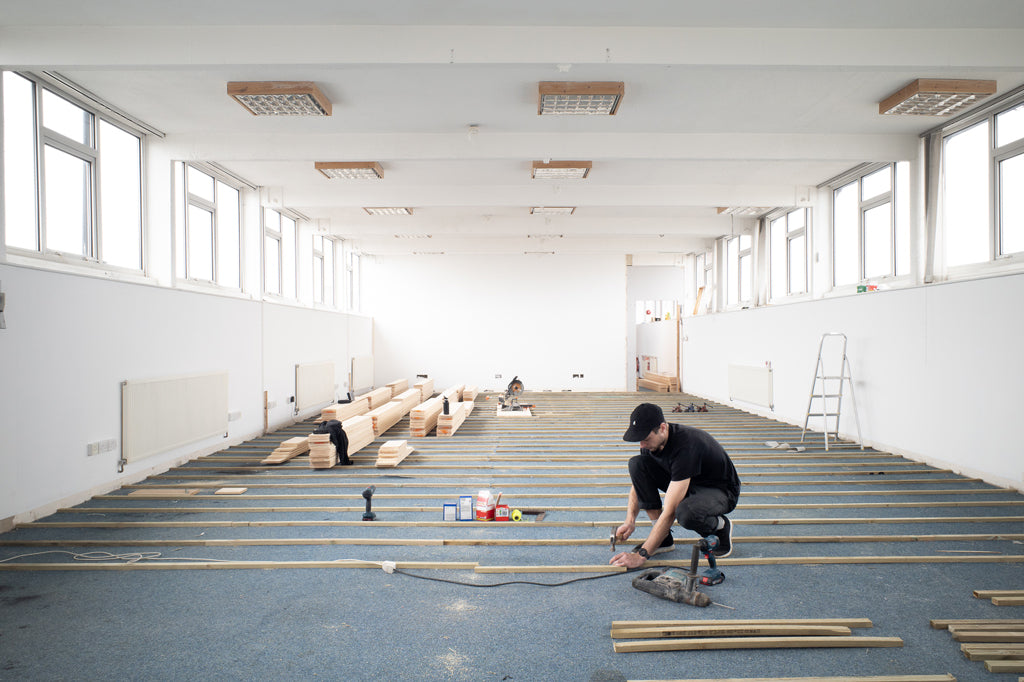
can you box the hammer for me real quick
[362,485,377,521]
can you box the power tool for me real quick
[631,535,724,606]
[362,485,377,521]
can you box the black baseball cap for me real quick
[623,403,665,442]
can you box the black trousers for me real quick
[628,454,738,537]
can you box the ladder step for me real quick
[810,394,843,399]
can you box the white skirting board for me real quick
[295,361,335,411]
[728,363,773,409]
[121,371,229,464]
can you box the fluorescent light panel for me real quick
[530,207,576,215]
[539,82,624,115]
[227,81,332,116]
[315,162,383,179]
[532,160,592,179]
[717,207,769,217]
[879,79,997,116]
[365,207,412,215]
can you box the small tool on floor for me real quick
[610,532,618,552]
[362,485,377,521]
[630,535,724,607]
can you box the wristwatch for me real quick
[636,547,650,559]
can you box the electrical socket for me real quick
[87,442,100,456]
[87,439,117,456]
[227,410,242,422]
[266,400,277,409]
[494,374,502,379]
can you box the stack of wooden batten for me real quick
[438,399,475,437]
[307,432,336,468]
[375,440,414,467]
[610,617,902,653]
[409,396,444,437]
[933,614,1024,675]
[368,388,421,436]
[413,378,434,402]
[637,370,679,392]
[260,436,310,465]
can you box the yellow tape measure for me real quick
[511,509,522,522]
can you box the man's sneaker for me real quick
[712,517,733,558]
[633,533,675,556]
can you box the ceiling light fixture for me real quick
[532,160,592,179]
[538,82,624,115]
[530,207,576,215]
[879,79,997,116]
[365,207,412,215]
[717,207,769,217]
[315,162,383,180]
[227,81,332,116]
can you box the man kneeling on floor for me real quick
[610,402,741,569]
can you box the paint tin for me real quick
[476,489,495,521]
[495,504,510,521]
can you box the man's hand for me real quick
[613,522,635,547]
[609,551,646,569]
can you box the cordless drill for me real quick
[697,535,725,586]
[362,485,377,521]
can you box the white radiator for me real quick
[296,361,335,411]
[351,355,374,392]
[728,364,774,409]
[121,371,229,464]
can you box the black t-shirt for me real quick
[642,423,741,499]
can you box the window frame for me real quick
[768,207,809,301]
[177,163,243,289]
[3,71,146,274]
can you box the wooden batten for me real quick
[376,440,414,468]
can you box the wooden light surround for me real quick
[538,81,624,115]
[227,81,332,116]
[879,79,997,116]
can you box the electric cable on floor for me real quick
[392,567,626,587]
[0,550,232,564]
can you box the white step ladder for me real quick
[801,332,863,451]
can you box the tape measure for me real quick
[511,508,522,522]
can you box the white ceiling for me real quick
[3,1,1024,256]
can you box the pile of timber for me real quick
[368,388,422,436]
[362,386,393,410]
[438,400,474,437]
[462,385,478,401]
[308,432,336,469]
[341,415,375,455]
[637,370,679,392]
[385,378,408,395]
[261,436,310,465]
[932,616,1024,674]
[409,397,443,437]
[320,396,369,423]
[440,383,464,402]
[974,589,1024,606]
[610,618,902,653]
[413,378,434,402]
[376,440,414,467]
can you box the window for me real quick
[769,208,808,299]
[347,249,361,312]
[832,162,910,286]
[263,208,296,298]
[174,163,241,288]
[725,234,752,306]
[2,72,143,270]
[312,234,335,306]
[941,97,1024,267]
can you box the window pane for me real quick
[726,238,738,304]
[739,234,751,250]
[42,90,91,145]
[216,182,240,288]
[770,218,786,298]
[187,166,214,202]
[187,205,214,281]
[265,234,280,295]
[324,239,334,307]
[281,215,296,299]
[863,203,892,279]
[833,183,859,285]
[174,163,186,278]
[739,253,751,301]
[895,161,910,276]
[788,208,805,233]
[789,234,806,294]
[98,121,142,270]
[944,122,990,267]
[3,72,38,250]
[313,255,324,304]
[999,153,1024,255]
[44,145,90,256]
[861,166,892,201]
[996,104,1024,148]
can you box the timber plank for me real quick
[610,625,853,639]
[613,635,903,653]
[611,618,873,629]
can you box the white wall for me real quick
[363,253,627,392]
[681,272,1024,490]
[0,262,370,526]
